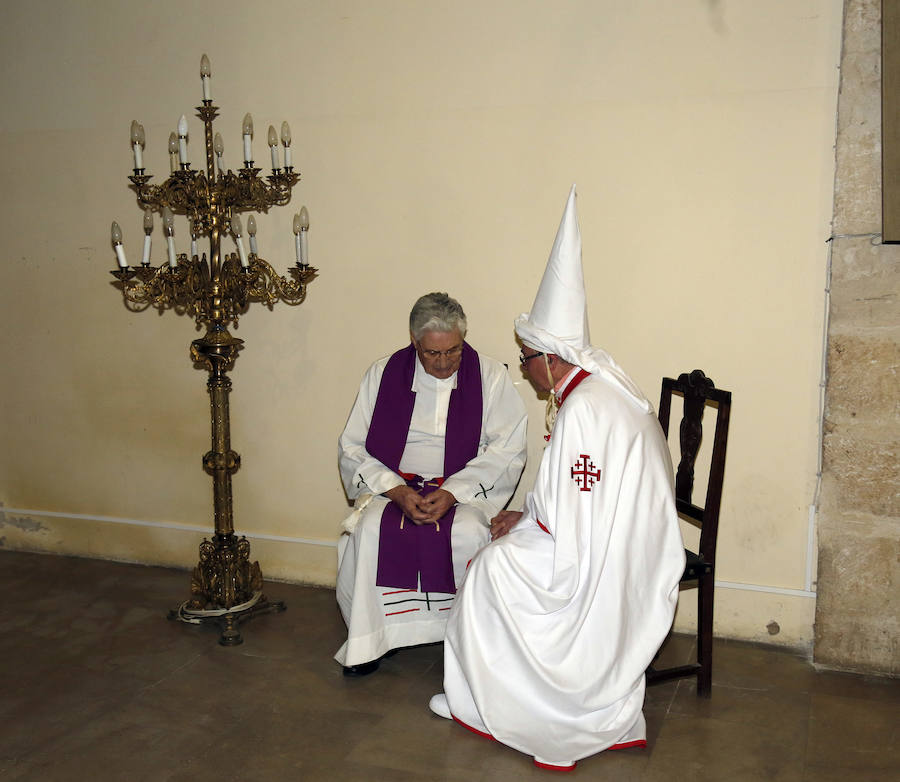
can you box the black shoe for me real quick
[343,659,380,677]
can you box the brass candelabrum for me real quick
[110,56,316,645]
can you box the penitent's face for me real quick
[413,329,464,380]
[520,347,552,393]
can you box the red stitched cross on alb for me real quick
[571,454,601,492]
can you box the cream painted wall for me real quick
[0,1,843,649]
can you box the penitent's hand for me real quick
[490,510,523,541]
[384,485,431,524]
[418,488,456,524]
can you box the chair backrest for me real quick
[657,369,731,564]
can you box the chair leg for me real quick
[696,572,714,697]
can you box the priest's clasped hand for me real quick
[418,488,456,522]
[384,485,457,525]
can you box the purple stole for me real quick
[366,343,483,593]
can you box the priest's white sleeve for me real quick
[338,357,406,499]
[440,356,528,515]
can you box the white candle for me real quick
[130,120,144,170]
[247,215,258,255]
[168,132,178,173]
[214,132,225,175]
[298,205,310,265]
[111,221,128,268]
[236,235,248,268]
[200,54,211,101]
[166,236,177,268]
[268,125,279,170]
[281,121,292,169]
[177,115,189,167]
[191,235,198,259]
[242,113,254,165]
[231,215,249,268]
[142,210,153,265]
[292,213,303,264]
[163,208,177,267]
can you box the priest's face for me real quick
[413,328,464,380]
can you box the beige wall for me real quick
[0,1,843,650]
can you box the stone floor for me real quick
[0,550,897,781]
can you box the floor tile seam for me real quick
[133,651,207,696]
[661,679,682,716]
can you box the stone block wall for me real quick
[816,0,900,674]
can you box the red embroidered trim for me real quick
[385,608,421,616]
[557,368,591,406]
[398,471,445,486]
[536,519,550,535]
[544,369,591,443]
[451,714,495,741]
[533,759,577,772]
[382,589,417,596]
[608,739,647,751]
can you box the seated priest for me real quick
[335,292,528,676]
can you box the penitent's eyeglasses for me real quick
[420,345,464,359]
[519,350,545,366]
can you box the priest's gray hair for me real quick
[409,292,468,340]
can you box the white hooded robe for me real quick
[442,370,685,764]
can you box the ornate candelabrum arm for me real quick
[113,253,317,325]
[238,255,317,307]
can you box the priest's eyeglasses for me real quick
[421,346,464,359]
[519,350,545,366]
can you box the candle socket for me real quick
[132,167,145,176]
[180,163,192,171]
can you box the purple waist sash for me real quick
[366,343,482,594]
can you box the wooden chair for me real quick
[647,369,731,697]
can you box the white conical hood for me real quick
[525,184,589,349]
[515,185,652,411]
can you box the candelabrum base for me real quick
[167,532,287,645]
[168,594,287,646]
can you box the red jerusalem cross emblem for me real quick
[571,454,601,492]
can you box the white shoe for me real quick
[429,693,452,720]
